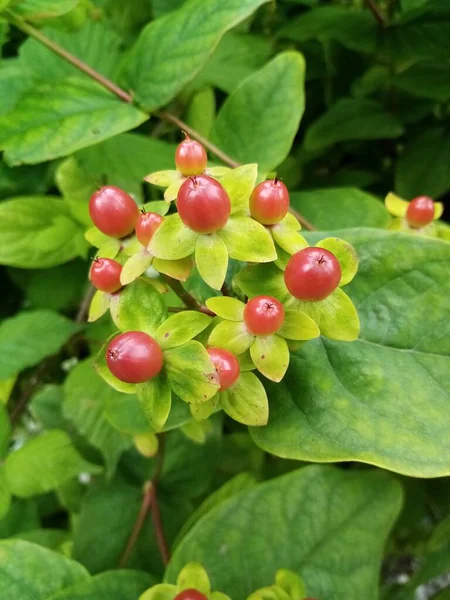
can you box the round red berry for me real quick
[89,186,138,238]
[249,179,290,225]
[406,195,435,228]
[207,347,240,391]
[284,247,341,301]
[174,590,207,600]
[106,332,164,384]
[244,296,285,336]
[175,133,207,176]
[177,175,230,234]
[136,211,164,246]
[89,258,123,294]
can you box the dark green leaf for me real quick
[49,570,156,600]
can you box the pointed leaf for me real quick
[139,584,177,600]
[219,372,268,426]
[165,341,219,404]
[235,263,289,302]
[385,191,409,217]
[205,297,245,321]
[153,257,193,281]
[434,202,444,220]
[145,170,181,188]
[250,335,290,382]
[111,278,167,335]
[121,252,153,285]
[164,180,184,202]
[218,216,276,262]
[221,164,257,214]
[143,201,171,216]
[276,570,306,599]
[189,396,219,421]
[88,290,110,322]
[97,238,121,259]
[316,237,359,286]
[155,312,212,350]
[85,226,110,248]
[279,309,320,341]
[271,223,308,254]
[136,372,172,432]
[208,320,254,355]
[149,214,198,260]
[176,563,211,595]
[195,233,229,290]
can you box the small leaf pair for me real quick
[139,562,231,600]
[206,296,319,382]
[236,237,360,342]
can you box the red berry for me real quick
[89,258,123,293]
[207,347,240,391]
[89,186,138,238]
[106,332,164,384]
[284,247,341,301]
[249,179,290,225]
[136,211,164,246]
[175,133,207,176]
[177,175,230,234]
[406,195,435,228]
[244,296,285,336]
[174,590,207,600]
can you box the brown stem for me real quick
[118,434,170,567]
[163,276,214,315]
[156,111,240,169]
[289,208,316,231]
[221,282,232,296]
[75,283,96,323]
[365,0,386,26]
[9,359,53,424]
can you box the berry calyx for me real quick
[136,211,164,246]
[249,178,290,225]
[89,257,123,294]
[406,195,435,228]
[243,296,285,336]
[175,132,207,176]
[174,590,208,600]
[177,175,231,234]
[89,186,138,238]
[284,247,341,301]
[106,332,164,384]
[207,347,240,391]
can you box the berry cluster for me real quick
[85,134,360,429]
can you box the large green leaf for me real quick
[49,570,156,600]
[0,78,147,165]
[13,0,79,19]
[279,6,377,53]
[253,229,450,477]
[395,60,450,100]
[0,310,81,379]
[0,196,86,268]
[304,99,404,151]
[4,430,101,497]
[167,466,402,599]
[395,127,450,199]
[212,52,305,172]
[0,540,89,598]
[120,0,270,110]
[290,188,390,229]
[64,360,131,478]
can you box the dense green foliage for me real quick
[0,1,449,599]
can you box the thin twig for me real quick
[9,360,53,424]
[365,0,386,26]
[118,434,170,567]
[163,276,214,315]
[289,207,316,231]
[75,284,96,323]
[221,282,232,297]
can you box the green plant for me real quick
[0,1,449,600]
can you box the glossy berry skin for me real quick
[406,195,435,228]
[136,212,164,246]
[244,296,285,336]
[177,175,231,234]
[284,247,341,301]
[175,134,207,176]
[174,590,208,600]
[249,179,290,225]
[89,186,138,238]
[106,332,164,384]
[207,347,240,391]
[89,258,123,293]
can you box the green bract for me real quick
[236,237,360,341]
[384,191,444,238]
[140,562,231,600]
